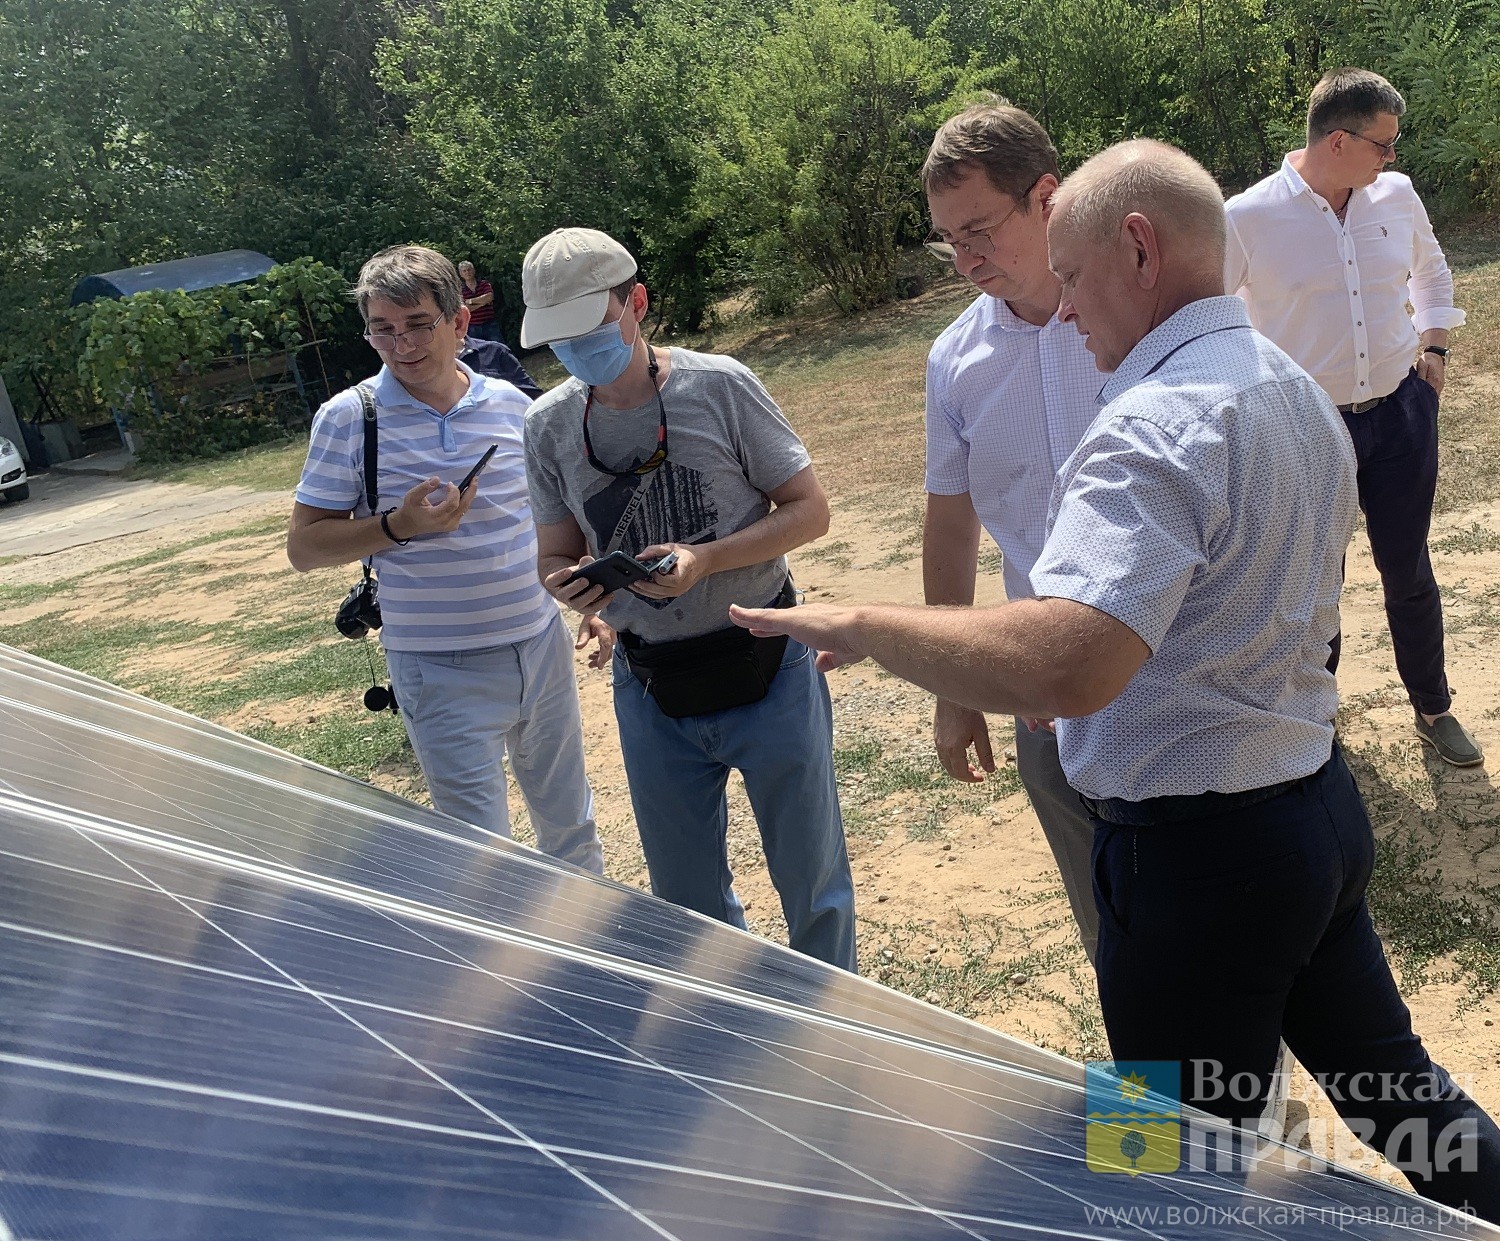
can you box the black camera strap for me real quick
[358,385,378,585]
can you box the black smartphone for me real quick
[458,443,499,493]
[563,550,657,595]
[564,551,678,595]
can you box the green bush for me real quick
[707,0,969,314]
[75,258,348,462]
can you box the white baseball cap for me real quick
[520,228,638,348]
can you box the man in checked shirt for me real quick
[1226,68,1481,767]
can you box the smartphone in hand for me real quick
[563,550,678,595]
[458,444,499,494]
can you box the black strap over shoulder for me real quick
[357,385,378,583]
[357,386,378,515]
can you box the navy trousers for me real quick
[1091,746,1500,1220]
[1341,369,1451,716]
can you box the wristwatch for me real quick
[1422,345,1451,358]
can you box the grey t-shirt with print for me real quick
[524,348,810,642]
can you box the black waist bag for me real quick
[622,580,795,719]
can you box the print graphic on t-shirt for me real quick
[583,462,718,609]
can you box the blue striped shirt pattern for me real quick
[925,293,1104,602]
[295,363,555,653]
[1030,297,1358,801]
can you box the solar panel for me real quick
[1,642,1492,1239]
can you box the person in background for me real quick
[458,260,500,341]
[459,332,542,401]
[920,100,1103,963]
[1226,67,1481,767]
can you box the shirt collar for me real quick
[1099,296,1253,405]
[984,294,1063,334]
[372,359,485,414]
[1277,151,1360,215]
[1278,152,1312,197]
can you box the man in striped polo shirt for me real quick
[287,245,605,874]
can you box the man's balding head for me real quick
[1051,139,1226,273]
[1047,140,1228,372]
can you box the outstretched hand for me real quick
[728,602,866,673]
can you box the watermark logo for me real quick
[1085,1060,1180,1175]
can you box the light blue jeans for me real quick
[611,638,856,971]
[386,611,604,874]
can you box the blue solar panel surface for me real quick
[1,644,1492,1239]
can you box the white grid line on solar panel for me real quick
[380,908,1121,1241]
[3,795,1078,1085]
[2,822,1194,1230]
[1,904,1084,1158]
[0,852,1482,1224]
[3,836,1445,1241]
[0,692,521,858]
[0,1066,660,1241]
[1,1055,1219,1241]
[73,827,685,1241]
[6,814,1459,1228]
[2,705,862,1007]
[0,924,1434,1236]
[694,1003,1413,1233]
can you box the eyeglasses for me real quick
[364,318,446,351]
[583,353,668,478]
[1341,128,1400,159]
[924,177,1042,263]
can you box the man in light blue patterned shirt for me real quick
[736,141,1499,1218]
[920,102,1104,962]
[288,245,604,875]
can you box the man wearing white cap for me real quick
[520,227,857,971]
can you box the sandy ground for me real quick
[7,470,1500,1197]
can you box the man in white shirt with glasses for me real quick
[921,101,1104,961]
[1226,68,1480,766]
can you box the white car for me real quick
[0,436,29,503]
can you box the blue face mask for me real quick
[550,318,636,387]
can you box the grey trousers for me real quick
[1013,720,1098,962]
[386,611,605,875]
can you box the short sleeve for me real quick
[924,344,969,496]
[1030,417,1219,653]
[523,408,575,527]
[722,362,811,494]
[294,395,362,512]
